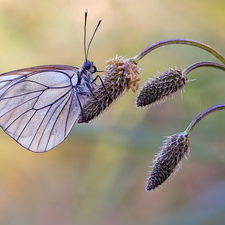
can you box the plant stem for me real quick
[184,104,225,135]
[182,61,225,76]
[131,39,225,65]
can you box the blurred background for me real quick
[0,0,225,224]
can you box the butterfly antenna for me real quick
[86,17,102,61]
[84,9,88,62]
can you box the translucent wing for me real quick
[0,65,84,152]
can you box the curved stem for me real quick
[182,61,225,76]
[185,104,225,135]
[131,39,225,65]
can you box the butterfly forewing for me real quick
[0,65,85,152]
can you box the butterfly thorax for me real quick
[76,60,97,96]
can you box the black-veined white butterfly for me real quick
[0,10,103,153]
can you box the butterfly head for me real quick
[83,61,97,74]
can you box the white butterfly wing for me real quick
[0,65,84,152]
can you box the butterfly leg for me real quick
[86,83,105,109]
[92,75,112,101]
[76,86,104,120]
[76,92,85,121]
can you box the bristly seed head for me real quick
[78,55,141,123]
[145,132,190,191]
[136,67,188,107]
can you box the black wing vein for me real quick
[0,67,82,152]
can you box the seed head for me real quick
[136,68,188,107]
[78,55,141,123]
[146,132,190,191]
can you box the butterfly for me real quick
[0,9,103,153]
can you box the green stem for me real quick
[182,61,225,76]
[184,104,225,135]
[131,39,225,65]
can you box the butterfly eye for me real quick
[83,61,91,71]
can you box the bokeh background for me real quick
[0,0,225,224]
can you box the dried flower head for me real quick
[146,132,190,191]
[136,67,188,107]
[78,55,141,123]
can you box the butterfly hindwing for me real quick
[0,65,84,152]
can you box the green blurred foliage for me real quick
[0,0,225,224]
